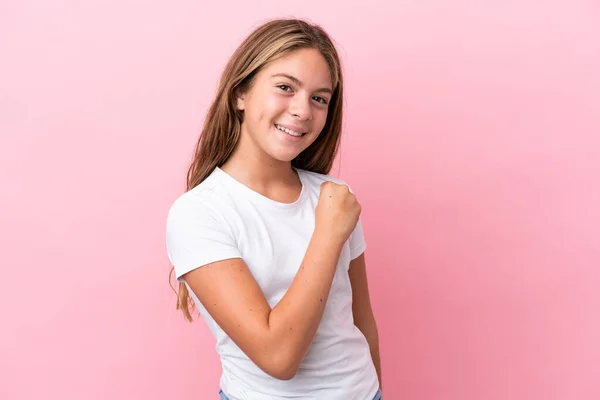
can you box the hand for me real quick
[315,181,361,244]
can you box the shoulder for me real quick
[166,172,232,227]
[297,168,355,191]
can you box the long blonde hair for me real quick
[170,18,345,321]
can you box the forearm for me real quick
[358,319,382,389]
[267,227,344,376]
[370,335,382,390]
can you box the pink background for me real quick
[2,1,599,399]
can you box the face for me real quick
[235,48,333,163]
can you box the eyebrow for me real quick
[270,73,333,94]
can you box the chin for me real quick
[265,143,308,163]
[268,150,301,163]
[262,128,316,162]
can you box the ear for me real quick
[235,89,246,111]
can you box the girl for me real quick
[166,18,383,400]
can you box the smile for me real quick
[275,124,306,137]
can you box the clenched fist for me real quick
[315,181,361,244]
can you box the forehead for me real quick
[261,49,333,89]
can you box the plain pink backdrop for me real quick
[1,1,599,399]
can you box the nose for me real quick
[288,94,312,121]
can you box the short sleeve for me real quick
[166,196,241,281]
[349,217,367,260]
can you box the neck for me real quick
[220,129,298,188]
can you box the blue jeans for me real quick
[219,388,382,399]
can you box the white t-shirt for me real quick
[166,166,379,400]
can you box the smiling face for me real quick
[235,48,333,163]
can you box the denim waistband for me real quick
[219,388,382,399]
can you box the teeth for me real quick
[276,124,303,137]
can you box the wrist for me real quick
[313,224,346,249]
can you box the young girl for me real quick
[166,18,383,400]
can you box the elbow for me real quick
[266,367,298,381]
[248,325,303,380]
[258,349,301,381]
[266,363,299,381]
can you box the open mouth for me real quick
[275,124,306,137]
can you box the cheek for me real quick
[314,109,329,131]
[260,94,288,120]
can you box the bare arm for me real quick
[183,227,343,380]
[182,182,359,380]
[349,253,382,390]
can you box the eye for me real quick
[312,96,328,105]
[277,84,293,92]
